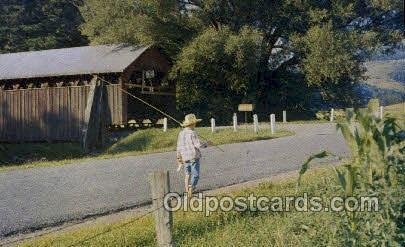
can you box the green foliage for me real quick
[367,98,380,113]
[384,102,405,121]
[80,0,198,57]
[80,0,144,44]
[300,109,404,246]
[297,151,329,187]
[315,109,347,121]
[3,0,403,110]
[0,127,292,170]
[0,0,87,53]
[22,168,345,247]
[108,126,291,155]
[292,22,364,102]
[0,142,85,165]
[78,0,404,110]
[171,27,263,122]
[336,109,404,246]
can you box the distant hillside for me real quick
[358,43,405,105]
[364,60,405,91]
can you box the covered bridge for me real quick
[0,44,174,143]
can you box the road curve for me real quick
[0,123,349,238]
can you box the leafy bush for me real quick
[315,109,346,121]
[336,109,404,246]
[300,109,404,246]
[367,98,380,113]
[172,27,263,124]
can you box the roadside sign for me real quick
[238,104,254,112]
[238,104,254,123]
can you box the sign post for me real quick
[238,104,254,124]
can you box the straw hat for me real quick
[182,114,202,127]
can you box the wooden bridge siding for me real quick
[0,84,125,142]
[106,84,127,125]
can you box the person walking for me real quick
[176,114,209,196]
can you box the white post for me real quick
[283,110,287,123]
[233,113,237,132]
[211,118,216,133]
[270,114,276,134]
[163,117,168,132]
[330,108,334,122]
[253,114,258,133]
[379,106,384,119]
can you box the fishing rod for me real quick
[98,77,225,152]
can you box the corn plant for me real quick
[299,109,404,246]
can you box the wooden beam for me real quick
[82,75,105,152]
[98,80,109,147]
[141,91,175,96]
[125,83,175,96]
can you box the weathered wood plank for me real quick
[82,76,100,152]
[0,83,124,142]
[149,171,174,247]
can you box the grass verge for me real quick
[384,102,405,121]
[0,127,292,172]
[20,167,346,247]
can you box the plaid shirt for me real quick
[176,127,207,162]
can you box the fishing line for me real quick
[99,77,180,126]
[98,77,225,152]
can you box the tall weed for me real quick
[299,109,404,246]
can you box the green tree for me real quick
[291,22,365,104]
[0,0,88,53]
[79,0,404,115]
[172,27,262,121]
[80,0,199,57]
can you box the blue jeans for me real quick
[184,159,200,189]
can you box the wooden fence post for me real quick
[270,114,276,134]
[211,118,216,133]
[163,118,168,132]
[233,113,237,132]
[149,171,174,247]
[330,108,334,122]
[283,110,287,123]
[253,114,258,133]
